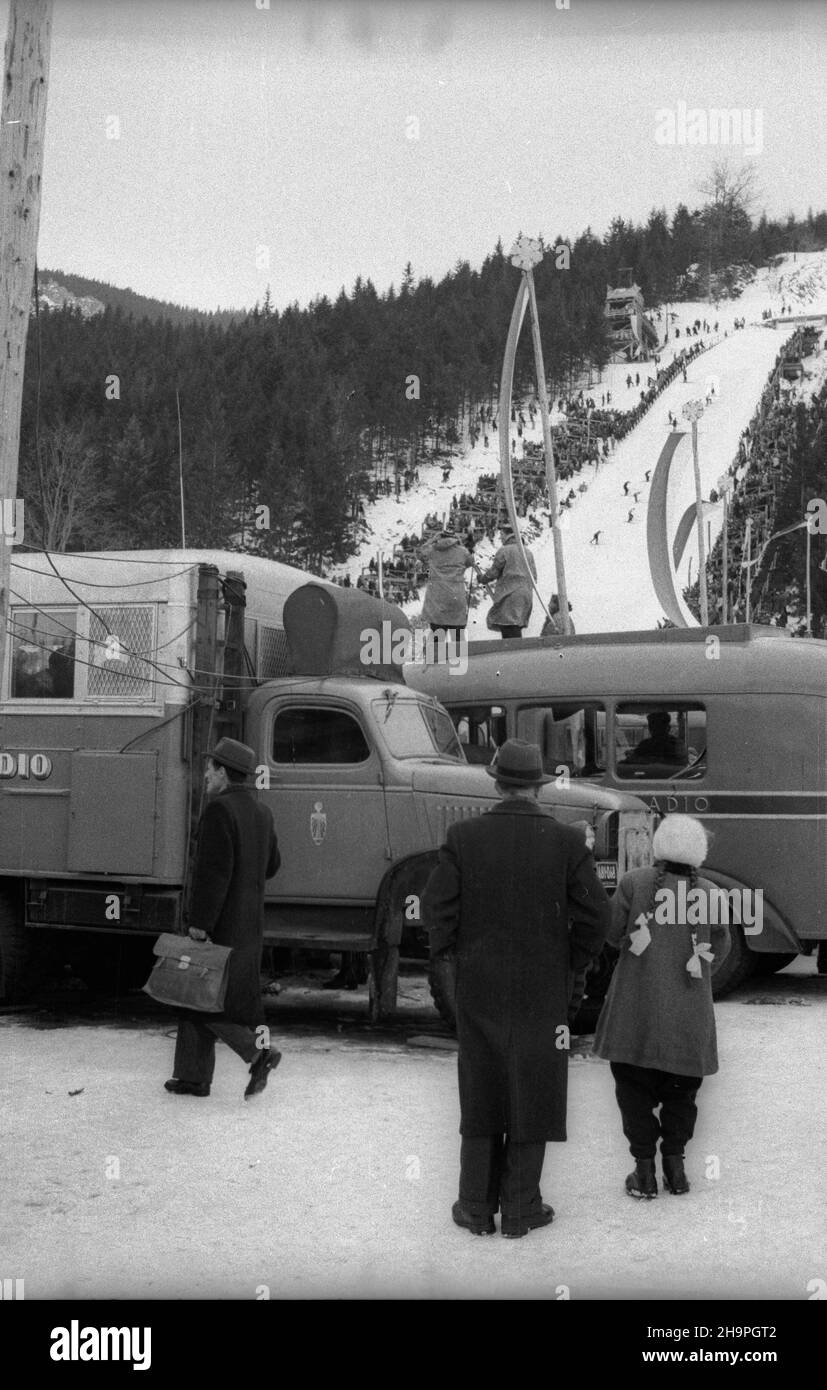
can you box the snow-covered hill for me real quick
[334,251,827,634]
[35,277,106,319]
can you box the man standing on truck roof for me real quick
[165,738,281,1101]
[421,525,473,643]
[422,739,610,1238]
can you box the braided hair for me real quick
[654,860,700,891]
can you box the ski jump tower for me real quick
[604,283,659,362]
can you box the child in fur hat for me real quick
[592,814,731,1198]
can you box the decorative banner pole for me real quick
[716,472,734,623]
[682,399,709,625]
[499,235,569,632]
[744,517,752,624]
[806,521,812,637]
[743,513,812,630]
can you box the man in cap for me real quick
[422,739,610,1237]
[421,525,473,643]
[165,737,281,1100]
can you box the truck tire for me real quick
[711,926,756,997]
[76,939,154,997]
[369,941,399,1023]
[427,954,456,1030]
[0,885,33,1004]
[750,951,798,977]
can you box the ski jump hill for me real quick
[338,251,827,634]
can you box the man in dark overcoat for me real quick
[422,739,610,1238]
[166,737,281,1100]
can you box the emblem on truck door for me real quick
[310,801,327,845]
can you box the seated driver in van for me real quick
[624,711,686,765]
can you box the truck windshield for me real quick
[371,696,464,761]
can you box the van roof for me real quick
[9,549,326,621]
[407,625,827,700]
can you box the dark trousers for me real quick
[459,1136,545,1220]
[499,625,523,639]
[173,1013,260,1087]
[610,1062,702,1159]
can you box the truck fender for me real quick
[700,869,800,953]
[372,851,439,948]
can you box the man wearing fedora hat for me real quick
[166,737,281,1100]
[422,739,609,1237]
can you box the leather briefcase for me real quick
[143,933,232,1012]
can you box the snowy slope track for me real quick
[337,252,827,634]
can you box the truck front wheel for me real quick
[75,938,154,996]
[0,885,33,1004]
[369,942,399,1023]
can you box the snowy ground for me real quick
[336,251,827,633]
[2,957,825,1301]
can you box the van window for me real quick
[9,608,77,699]
[515,702,607,777]
[450,704,506,765]
[273,707,370,765]
[614,704,706,781]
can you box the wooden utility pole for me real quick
[0,0,53,687]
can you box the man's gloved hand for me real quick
[187,927,208,942]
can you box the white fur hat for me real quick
[652,814,708,868]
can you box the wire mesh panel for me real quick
[259,625,291,678]
[87,605,157,699]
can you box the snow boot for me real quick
[662,1154,690,1195]
[625,1158,658,1199]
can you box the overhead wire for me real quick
[4,619,252,698]
[11,560,200,588]
[8,588,202,673]
[13,542,210,567]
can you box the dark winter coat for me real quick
[592,867,731,1076]
[421,536,472,626]
[188,785,280,1027]
[481,543,537,629]
[422,800,610,1142]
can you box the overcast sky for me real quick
[4,0,826,311]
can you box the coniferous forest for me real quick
[19,200,827,571]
